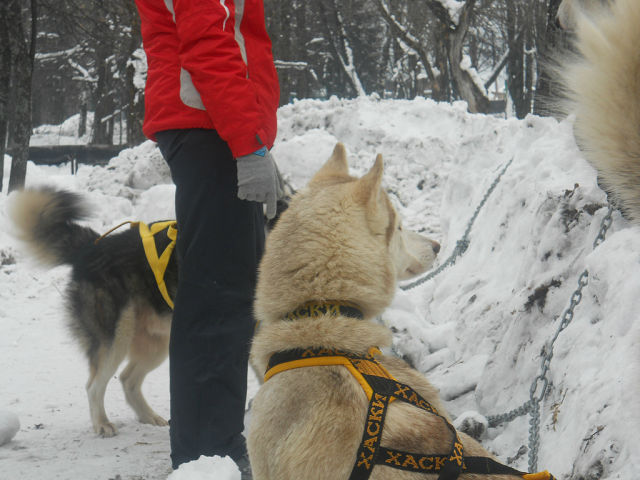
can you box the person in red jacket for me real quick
[133,0,282,476]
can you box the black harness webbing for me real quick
[265,347,556,480]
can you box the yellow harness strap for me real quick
[138,220,177,309]
[264,347,388,401]
[523,472,554,480]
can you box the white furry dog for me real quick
[247,144,555,479]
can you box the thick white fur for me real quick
[254,144,438,324]
[248,144,520,479]
[559,0,640,223]
[557,0,610,30]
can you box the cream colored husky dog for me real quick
[557,0,610,30]
[558,0,640,224]
[248,144,537,479]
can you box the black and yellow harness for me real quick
[264,302,556,480]
[97,220,177,309]
[138,220,177,309]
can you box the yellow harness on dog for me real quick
[96,220,177,309]
[265,303,557,480]
[138,220,177,309]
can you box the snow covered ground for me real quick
[1,96,638,479]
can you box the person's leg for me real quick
[156,129,265,469]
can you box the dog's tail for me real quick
[561,0,640,223]
[9,187,100,266]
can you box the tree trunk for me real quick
[533,0,570,116]
[0,2,11,192]
[79,91,88,138]
[123,4,145,146]
[92,42,113,145]
[522,12,535,117]
[7,0,37,193]
[320,0,366,97]
[506,1,526,118]
[433,24,451,102]
[442,0,489,113]
[483,25,526,92]
[375,0,443,100]
[126,62,145,145]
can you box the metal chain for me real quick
[593,206,613,249]
[487,204,614,472]
[394,153,613,470]
[486,399,533,427]
[400,157,514,291]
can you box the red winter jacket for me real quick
[134,0,280,157]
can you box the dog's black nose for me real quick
[432,241,440,254]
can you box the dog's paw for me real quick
[453,411,488,440]
[96,421,118,437]
[139,412,169,427]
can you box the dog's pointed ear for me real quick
[355,154,384,206]
[309,143,350,184]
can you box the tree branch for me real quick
[375,0,437,85]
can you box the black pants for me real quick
[156,129,265,469]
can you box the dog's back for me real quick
[9,187,176,314]
[560,0,640,223]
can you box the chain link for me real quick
[593,206,613,249]
[400,158,514,291]
[486,399,533,426]
[528,402,541,472]
[486,204,614,472]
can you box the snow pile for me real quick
[82,139,171,198]
[0,411,20,446]
[0,96,638,478]
[167,456,239,480]
[31,113,94,146]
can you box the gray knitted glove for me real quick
[236,146,285,219]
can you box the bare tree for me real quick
[331,1,367,96]
[375,0,445,100]
[5,0,37,192]
[33,0,145,146]
[375,0,489,112]
[505,0,540,118]
[24,0,569,140]
[533,0,570,115]
[0,2,11,191]
[86,1,143,145]
[426,0,490,113]
[318,0,367,97]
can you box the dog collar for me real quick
[283,301,364,321]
